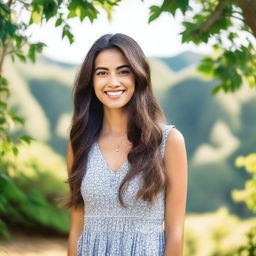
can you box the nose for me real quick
[109,74,121,87]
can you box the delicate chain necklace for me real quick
[115,133,127,152]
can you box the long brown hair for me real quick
[66,33,168,208]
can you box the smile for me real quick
[104,90,126,96]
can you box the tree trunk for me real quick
[237,0,256,37]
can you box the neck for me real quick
[101,107,128,136]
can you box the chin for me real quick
[103,102,130,110]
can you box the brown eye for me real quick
[119,70,130,75]
[96,71,108,76]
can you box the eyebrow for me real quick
[94,64,130,72]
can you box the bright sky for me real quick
[28,0,212,64]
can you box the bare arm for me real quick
[163,128,188,256]
[66,140,85,256]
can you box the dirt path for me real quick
[0,231,67,256]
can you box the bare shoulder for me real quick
[163,127,188,176]
[165,127,185,152]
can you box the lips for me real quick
[104,90,126,96]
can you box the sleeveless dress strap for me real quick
[159,124,176,158]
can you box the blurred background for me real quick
[1,0,256,255]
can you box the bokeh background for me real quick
[1,0,256,255]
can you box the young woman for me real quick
[66,33,188,256]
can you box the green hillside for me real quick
[159,51,204,71]
[5,51,256,218]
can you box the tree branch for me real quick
[7,0,14,7]
[198,1,226,32]
[0,43,10,75]
[231,14,245,23]
[237,0,256,37]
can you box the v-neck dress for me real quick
[77,124,176,256]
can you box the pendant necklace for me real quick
[115,134,127,152]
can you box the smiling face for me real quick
[93,48,135,110]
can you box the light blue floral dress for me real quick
[77,124,175,256]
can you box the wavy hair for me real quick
[66,33,168,208]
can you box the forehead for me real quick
[94,48,129,68]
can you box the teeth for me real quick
[106,90,125,96]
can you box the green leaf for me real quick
[0,76,8,86]
[0,219,10,240]
[36,42,46,52]
[12,116,24,125]
[43,0,59,21]
[180,21,199,43]
[0,127,5,134]
[148,6,162,23]
[55,16,63,26]
[0,87,9,96]
[197,57,214,76]
[178,0,189,14]
[0,2,10,14]
[5,21,17,37]
[28,45,36,63]
[0,172,10,182]
[7,109,25,124]
[0,101,7,110]
[62,24,74,44]
[211,85,223,95]
[19,135,34,144]
[16,53,26,63]
[12,146,19,156]
[31,10,42,24]
[13,34,24,48]
[227,32,237,42]
[67,9,76,19]
[93,0,120,21]
[67,0,99,22]
[28,42,46,63]
[161,0,188,16]
[81,2,99,22]
[0,117,5,125]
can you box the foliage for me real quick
[0,0,121,59]
[149,0,256,94]
[227,153,256,255]
[1,64,35,239]
[235,226,256,256]
[1,0,256,94]
[184,207,256,256]
[184,230,198,256]
[219,226,256,256]
[232,153,256,213]
[197,42,256,94]
[0,141,69,239]
[0,75,33,156]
